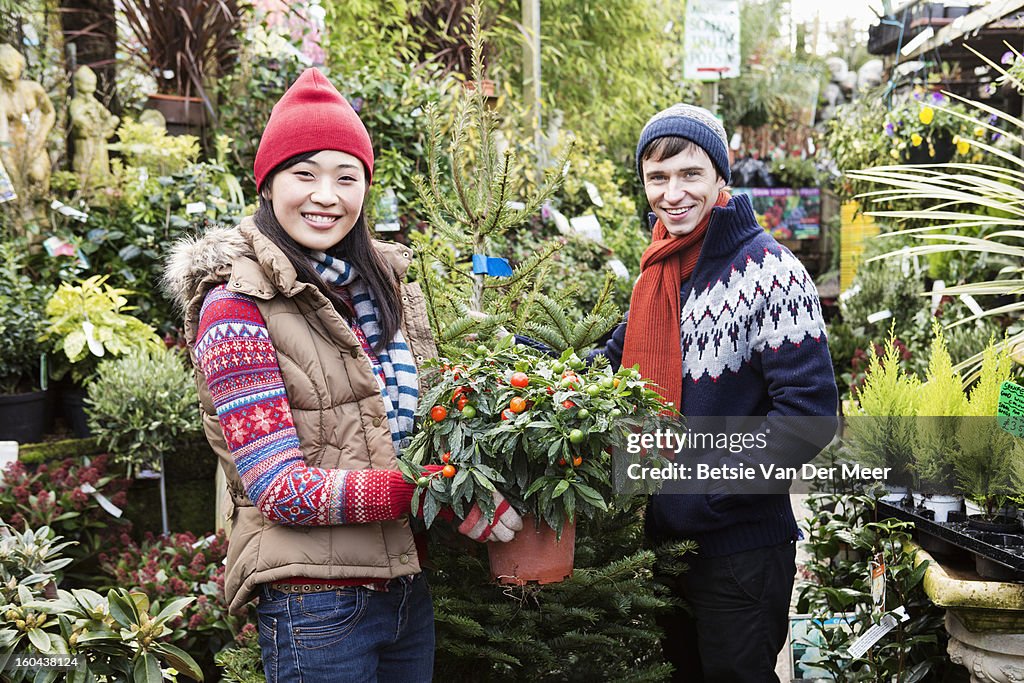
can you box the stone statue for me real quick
[70,65,118,186]
[0,44,54,220]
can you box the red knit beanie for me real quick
[253,68,374,190]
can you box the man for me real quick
[601,104,838,681]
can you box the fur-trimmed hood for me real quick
[162,219,255,314]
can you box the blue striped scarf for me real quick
[309,251,418,454]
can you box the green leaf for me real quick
[523,476,551,499]
[153,596,196,623]
[152,643,203,681]
[26,628,50,652]
[133,652,162,683]
[471,470,496,492]
[552,480,570,498]
[106,590,139,628]
[572,482,608,511]
[423,493,440,528]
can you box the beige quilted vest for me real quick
[182,222,437,613]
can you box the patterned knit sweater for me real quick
[195,284,419,527]
[603,194,838,557]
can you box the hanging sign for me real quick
[683,0,741,81]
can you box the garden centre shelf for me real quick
[877,501,1024,582]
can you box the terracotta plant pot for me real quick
[487,514,575,585]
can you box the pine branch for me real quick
[482,238,564,290]
[536,293,573,342]
[590,272,618,317]
[439,315,482,344]
[523,321,569,351]
[568,311,620,350]
[482,150,514,236]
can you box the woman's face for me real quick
[266,150,367,252]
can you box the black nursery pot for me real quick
[966,515,1021,534]
[58,384,91,439]
[0,389,49,443]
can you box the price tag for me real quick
[847,606,908,658]
[549,207,571,235]
[0,442,17,472]
[866,310,892,324]
[569,214,603,242]
[997,381,1024,438]
[49,200,88,222]
[185,201,207,215]
[839,284,861,302]
[930,280,946,314]
[374,187,400,232]
[79,482,123,518]
[583,181,604,208]
[192,534,217,549]
[869,553,885,614]
[607,259,630,279]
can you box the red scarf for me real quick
[621,190,730,411]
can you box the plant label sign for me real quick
[683,0,741,81]
[997,381,1024,438]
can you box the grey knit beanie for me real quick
[635,104,731,184]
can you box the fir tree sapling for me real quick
[408,0,620,355]
[847,330,921,491]
[954,337,1020,519]
[913,321,969,495]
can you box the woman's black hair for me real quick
[254,150,402,354]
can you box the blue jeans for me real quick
[256,574,434,683]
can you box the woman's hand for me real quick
[457,490,523,542]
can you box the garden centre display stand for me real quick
[911,543,1024,682]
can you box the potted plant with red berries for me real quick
[399,336,669,584]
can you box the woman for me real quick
[164,68,521,682]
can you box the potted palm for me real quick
[120,0,244,133]
[0,244,53,443]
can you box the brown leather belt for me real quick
[268,582,348,594]
[267,580,391,594]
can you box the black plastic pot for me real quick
[967,515,1020,534]
[0,390,49,443]
[59,385,91,439]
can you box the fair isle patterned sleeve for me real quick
[753,248,838,420]
[195,285,416,527]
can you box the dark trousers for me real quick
[658,540,797,683]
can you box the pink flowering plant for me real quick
[0,456,130,572]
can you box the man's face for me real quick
[642,147,726,238]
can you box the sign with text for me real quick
[683,0,741,81]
